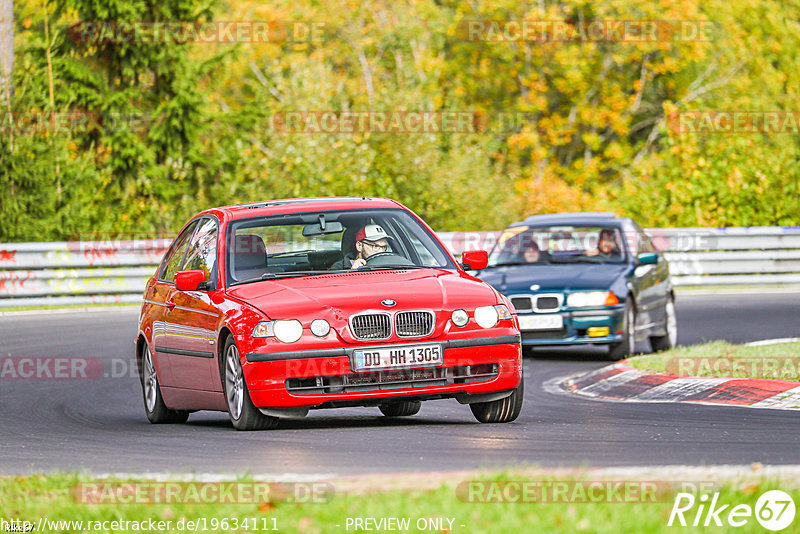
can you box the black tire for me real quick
[379,401,422,417]
[470,375,524,423]
[650,296,678,352]
[608,298,636,360]
[139,343,189,424]
[222,336,279,431]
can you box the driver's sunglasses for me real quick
[363,241,388,252]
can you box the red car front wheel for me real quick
[469,375,524,423]
[223,337,278,431]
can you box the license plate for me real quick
[352,344,443,372]
[519,314,563,331]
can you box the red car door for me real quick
[152,219,198,389]
[162,217,222,392]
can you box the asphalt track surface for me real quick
[1,292,799,476]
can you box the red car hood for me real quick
[225,268,498,320]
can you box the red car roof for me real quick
[197,196,404,221]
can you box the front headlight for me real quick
[475,306,497,328]
[566,291,619,308]
[253,320,304,343]
[273,319,303,343]
[474,306,498,328]
[474,305,512,328]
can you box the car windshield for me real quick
[226,208,455,285]
[487,225,627,267]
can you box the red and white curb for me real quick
[564,363,800,410]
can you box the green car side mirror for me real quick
[637,252,659,265]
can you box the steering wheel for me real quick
[364,252,415,267]
[365,252,394,263]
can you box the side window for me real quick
[183,218,218,282]
[159,220,199,282]
[404,230,436,265]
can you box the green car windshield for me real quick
[487,225,627,267]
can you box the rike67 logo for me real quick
[669,490,795,531]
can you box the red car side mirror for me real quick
[175,270,207,291]
[461,250,488,271]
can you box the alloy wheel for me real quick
[225,344,244,420]
[143,349,158,413]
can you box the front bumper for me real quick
[242,334,522,409]
[518,305,625,346]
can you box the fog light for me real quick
[588,326,610,338]
[310,319,331,337]
[451,309,469,327]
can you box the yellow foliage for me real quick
[519,176,605,215]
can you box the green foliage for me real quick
[1,0,799,242]
[620,133,800,227]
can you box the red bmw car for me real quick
[136,197,523,430]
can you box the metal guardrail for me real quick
[1,227,799,307]
[0,240,169,308]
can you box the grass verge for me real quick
[628,341,800,381]
[1,472,798,533]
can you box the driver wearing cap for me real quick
[332,224,392,270]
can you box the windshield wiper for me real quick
[355,265,428,271]
[231,271,331,285]
[551,256,605,263]
[261,270,333,279]
[268,250,315,258]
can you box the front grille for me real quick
[395,311,434,337]
[511,297,532,312]
[350,314,391,339]
[536,296,560,310]
[286,364,498,395]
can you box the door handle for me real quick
[164,298,176,310]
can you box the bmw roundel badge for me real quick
[381,299,396,307]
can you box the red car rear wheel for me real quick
[140,343,189,424]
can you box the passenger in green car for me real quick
[522,241,542,263]
[586,229,622,259]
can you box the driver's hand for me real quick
[351,258,366,269]
[585,249,599,256]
